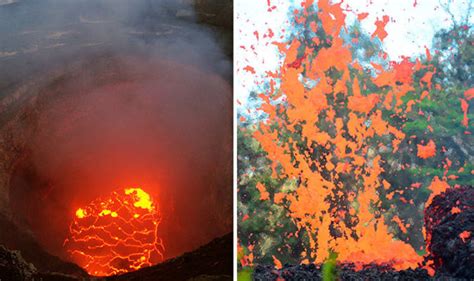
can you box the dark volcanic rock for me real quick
[253,263,431,281]
[0,242,82,281]
[0,213,88,277]
[425,185,474,279]
[0,244,36,281]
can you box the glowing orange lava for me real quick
[245,0,433,271]
[64,187,164,276]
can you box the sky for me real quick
[236,0,473,107]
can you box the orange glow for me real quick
[372,15,390,41]
[426,177,450,206]
[64,187,164,276]
[417,140,436,159]
[464,88,474,100]
[460,98,469,127]
[256,182,270,201]
[459,231,471,243]
[272,255,283,269]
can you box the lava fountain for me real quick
[64,187,164,276]
[238,0,472,276]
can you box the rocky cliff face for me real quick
[0,244,37,281]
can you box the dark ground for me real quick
[253,263,431,281]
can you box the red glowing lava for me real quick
[64,187,164,276]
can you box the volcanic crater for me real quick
[0,0,233,279]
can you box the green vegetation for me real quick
[322,251,338,281]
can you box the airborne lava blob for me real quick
[64,187,164,276]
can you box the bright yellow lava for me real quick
[99,209,118,217]
[125,188,154,210]
[75,188,153,219]
[75,208,86,219]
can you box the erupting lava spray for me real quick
[247,0,426,269]
[64,187,164,276]
[237,0,474,272]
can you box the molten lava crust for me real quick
[64,188,164,276]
